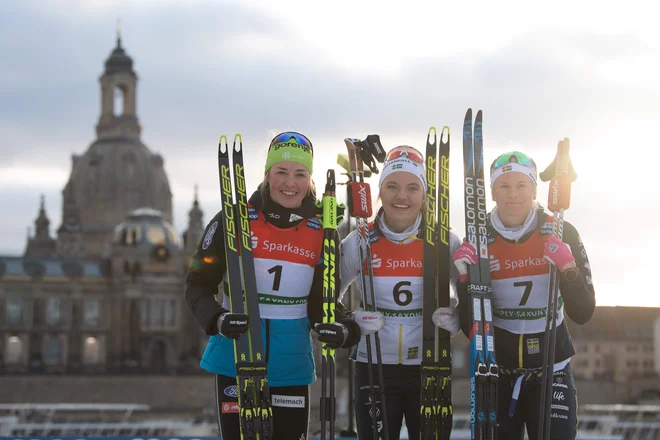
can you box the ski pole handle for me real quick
[549,138,571,211]
[541,137,577,212]
[347,181,372,218]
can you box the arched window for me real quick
[5,336,23,364]
[84,298,100,327]
[44,335,63,365]
[113,86,124,117]
[46,297,62,326]
[6,297,23,325]
[83,336,101,365]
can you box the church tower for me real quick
[24,195,57,258]
[57,33,173,258]
[96,33,141,140]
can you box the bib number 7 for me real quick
[514,281,533,306]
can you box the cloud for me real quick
[1,2,658,306]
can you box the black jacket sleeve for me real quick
[185,211,229,336]
[559,221,596,325]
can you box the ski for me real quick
[344,136,389,440]
[320,169,340,440]
[462,110,497,440]
[218,134,273,440]
[537,138,576,440]
[421,126,452,440]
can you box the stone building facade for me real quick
[0,36,207,376]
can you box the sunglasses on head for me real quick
[269,132,313,153]
[491,151,536,172]
[384,145,424,164]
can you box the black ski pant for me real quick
[497,363,578,440]
[354,362,421,440]
[215,374,310,440]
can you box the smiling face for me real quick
[379,171,425,232]
[491,171,536,227]
[265,161,311,209]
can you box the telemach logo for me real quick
[272,395,306,408]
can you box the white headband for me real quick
[490,162,537,188]
[379,157,427,191]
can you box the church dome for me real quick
[65,137,172,235]
[113,208,181,258]
[104,36,134,75]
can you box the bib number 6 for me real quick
[393,281,412,306]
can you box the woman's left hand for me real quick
[543,235,576,272]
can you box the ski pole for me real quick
[320,169,339,440]
[537,138,576,440]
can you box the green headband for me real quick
[265,141,314,174]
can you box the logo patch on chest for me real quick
[527,338,540,355]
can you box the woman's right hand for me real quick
[217,312,249,339]
[453,241,477,282]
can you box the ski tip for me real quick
[427,126,437,145]
[218,135,229,155]
[476,109,483,119]
[465,108,472,118]
[233,133,242,143]
[440,126,450,143]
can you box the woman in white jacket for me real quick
[337,145,461,440]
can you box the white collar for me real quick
[490,207,537,241]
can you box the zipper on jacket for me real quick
[398,324,403,364]
[265,319,271,363]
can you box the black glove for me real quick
[217,312,249,339]
[315,322,349,349]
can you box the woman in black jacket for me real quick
[433,151,595,440]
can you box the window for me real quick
[6,297,23,325]
[113,86,124,116]
[624,322,638,338]
[166,228,180,247]
[150,299,164,326]
[46,298,62,326]
[146,226,166,245]
[140,300,148,327]
[83,336,101,365]
[5,336,23,364]
[84,299,100,327]
[140,299,177,329]
[164,299,176,327]
[44,335,62,365]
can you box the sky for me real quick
[1,0,659,307]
